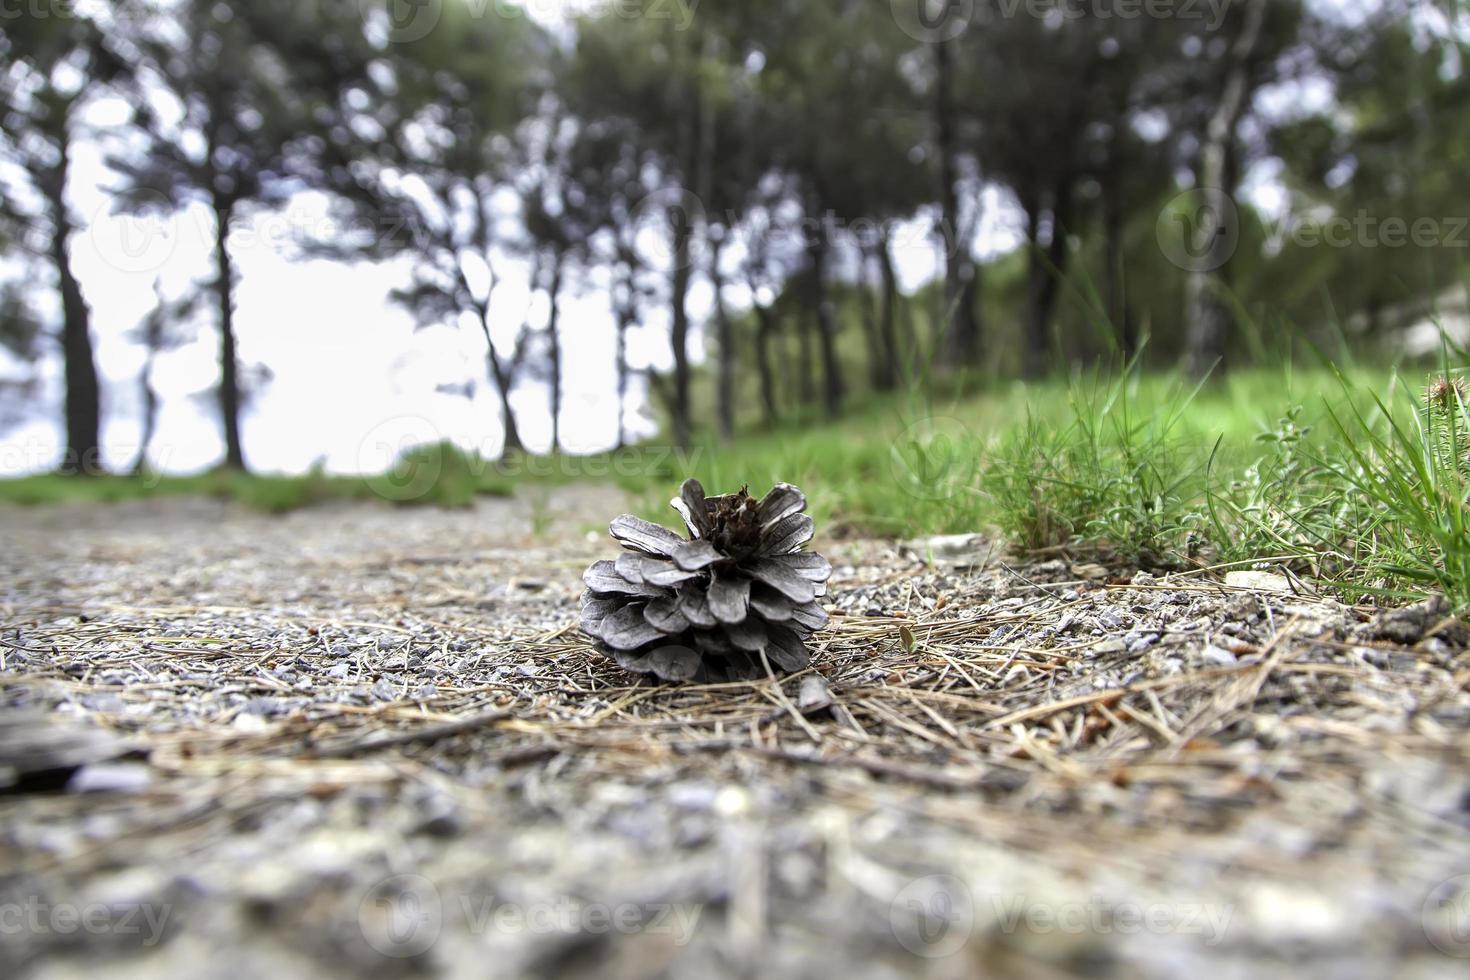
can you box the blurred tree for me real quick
[128,280,201,475]
[962,11,1102,375]
[1267,3,1470,342]
[303,2,548,456]
[796,6,928,395]
[1147,0,1304,375]
[569,5,762,445]
[551,115,653,449]
[0,11,124,473]
[0,281,43,433]
[756,1,900,417]
[109,0,372,471]
[1181,0,1269,377]
[931,31,983,369]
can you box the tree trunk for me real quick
[212,201,245,471]
[708,239,736,439]
[1024,181,1074,378]
[669,205,694,448]
[45,158,101,477]
[483,329,522,456]
[857,288,883,394]
[796,305,815,408]
[807,211,844,418]
[474,299,523,457]
[1183,0,1267,378]
[132,340,159,477]
[613,280,632,451]
[751,300,779,426]
[1102,169,1135,358]
[871,236,900,390]
[545,252,564,454]
[935,36,980,367]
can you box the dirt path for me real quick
[2,488,1469,978]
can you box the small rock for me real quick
[411,802,464,838]
[911,533,991,566]
[798,676,834,714]
[1071,563,1109,581]
[1224,593,1263,623]
[68,762,153,794]
[1092,638,1127,656]
[1224,570,1293,593]
[232,712,270,732]
[80,694,124,714]
[668,782,719,812]
[1126,633,1160,654]
[1372,596,1447,645]
[1201,645,1237,666]
[1030,559,1069,579]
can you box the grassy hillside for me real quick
[641,361,1470,606]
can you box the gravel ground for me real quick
[2,488,1470,979]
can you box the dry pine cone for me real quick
[580,479,831,682]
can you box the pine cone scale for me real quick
[609,514,685,557]
[707,572,751,624]
[761,513,815,556]
[672,539,722,571]
[745,558,818,603]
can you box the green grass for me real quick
[5,361,1468,607]
[0,444,518,513]
[626,360,1468,607]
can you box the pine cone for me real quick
[580,479,831,682]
